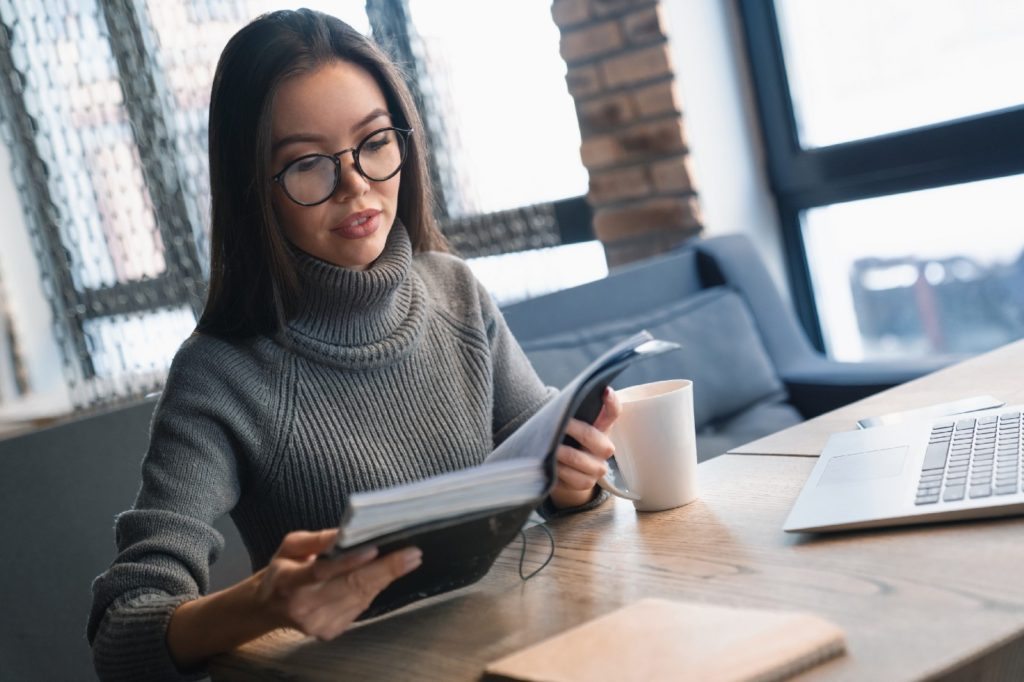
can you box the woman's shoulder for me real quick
[412,249,473,279]
[166,331,280,391]
[153,332,285,436]
[173,330,250,366]
[412,251,507,338]
[412,250,488,308]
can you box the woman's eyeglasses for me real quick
[272,127,413,206]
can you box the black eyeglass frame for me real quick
[272,126,414,207]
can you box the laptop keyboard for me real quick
[915,411,1023,505]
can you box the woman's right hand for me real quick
[167,530,421,670]
[255,530,422,641]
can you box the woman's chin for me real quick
[312,227,391,270]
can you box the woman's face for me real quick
[270,60,400,270]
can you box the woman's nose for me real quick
[333,155,370,202]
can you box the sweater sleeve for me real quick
[87,335,261,682]
[477,283,557,445]
[482,292,612,518]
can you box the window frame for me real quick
[0,2,215,383]
[736,0,1024,350]
[0,0,594,399]
[370,0,593,257]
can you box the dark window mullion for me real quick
[737,0,1024,353]
[738,0,829,349]
[774,198,824,350]
[552,196,594,245]
[737,0,804,191]
[365,0,450,218]
[99,1,205,317]
[79,276,192,320]
[740,0,1024,201]
[0,15,95,378]
[782,107,1024,203]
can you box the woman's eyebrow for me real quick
[272,132,326,153]
[272,109,392,154]
[352,108,390,132]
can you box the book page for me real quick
[335,332,677,550]
[485,331,657,466]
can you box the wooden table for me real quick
[212,341,1024,681]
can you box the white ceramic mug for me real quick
[598,379,698,512]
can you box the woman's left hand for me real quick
[549,387,622,509]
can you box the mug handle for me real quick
[565,382,641,501]
[598,454,641,501]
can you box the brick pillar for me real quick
[553,0,702,267]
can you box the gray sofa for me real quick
[0,400,250,681]
[502,233,950,461]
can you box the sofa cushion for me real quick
[517,286,787,429]
[696,401,803,461]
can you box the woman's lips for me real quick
[330,209,381,239]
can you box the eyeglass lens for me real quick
[281,128,407,205]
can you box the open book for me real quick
[326,331,680,618]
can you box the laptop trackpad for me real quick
[817,446,908,487]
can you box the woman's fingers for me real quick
[563,419,615,461]
[556,444,608,479]
[552,395,620,509]
[274,529,338,560]
[299,547,423,639]
[592,387,622,433]
[259,530,425,640]
[557,464,600,492]
[339,546,422,602]
[310,546,380,583]
[263,533,374,600]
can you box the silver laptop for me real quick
[784,405,1024,533]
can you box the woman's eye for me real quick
[295,158,320,172]
[364,136,392,153]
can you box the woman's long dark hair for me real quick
[197,9,448,338]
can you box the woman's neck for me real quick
[276,223,427,368]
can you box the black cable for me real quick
[517,523,555,581]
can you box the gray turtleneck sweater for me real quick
[87,225,557,681]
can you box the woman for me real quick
[87,9,619,681]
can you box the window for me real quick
[405,0,600,302]
[145,0,370,254]
[0,0,202,406]
[0,1,370,407]
[467,241,608,307]
[406,0,588,216]
[774,0,1024,149]
[803,175,1024,360]
[0,1,598,409]
[739,0,1024,360]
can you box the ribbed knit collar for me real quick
[277,223,427,369]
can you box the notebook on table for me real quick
[785,405,1024,533]
[485,598,846,682]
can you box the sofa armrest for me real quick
[780,355,958,418]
